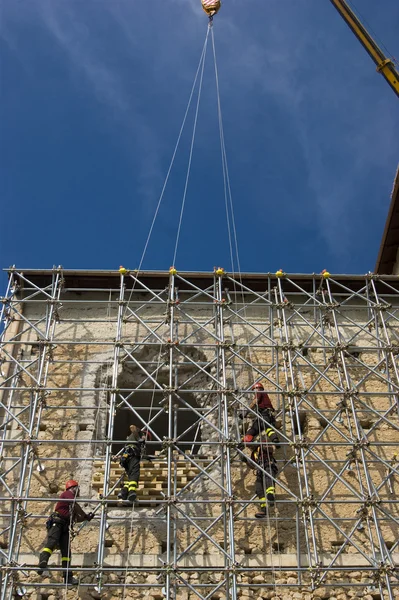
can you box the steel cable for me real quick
[211,24,280,595]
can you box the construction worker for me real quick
[242,383,280,447]
[251,438,278,518]
[37,479,93,585]
[117,425,151,504]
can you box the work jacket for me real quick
[53,490,88,523]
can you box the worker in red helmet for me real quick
[117,425,151,504]
[37,480,93,585]
[242,382,280,447]
[251,437,278,518]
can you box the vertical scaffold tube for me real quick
[274,277,321,584]
[166,270,176,600]
[95,271,125,592]
[215,272,237,599]
[1,267,61,600]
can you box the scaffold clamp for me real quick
[308,562,323,588]
[290,437,310,451]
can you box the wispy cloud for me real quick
[198,3,398,258]
[1,0,397,266]
[2,0,172,212]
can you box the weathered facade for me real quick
[0,268,398,599]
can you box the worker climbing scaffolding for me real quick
[241,382,280,447]
[116,425,152,504]
[251,438,279,518]
[37,480,94,586]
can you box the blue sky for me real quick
[1,0,398,293]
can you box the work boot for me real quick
[117,487,128,502]
[267,493,275,506]
[255,507,267,519]
[37,559,48,576]
[63,572,78,586]
[127,490,137,503]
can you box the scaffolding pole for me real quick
[0,269,398,599]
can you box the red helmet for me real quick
[65,479,79,491]
[252,382,264,391]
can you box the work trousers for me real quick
[122,454,140,495]
[255,462,278,506]
[247,409,279,444]
[39,515,72,573]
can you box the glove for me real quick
[86,512,95,521]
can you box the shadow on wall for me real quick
[94,346,210,455]
[112,388,202,455]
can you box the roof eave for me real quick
[375,164,399,274]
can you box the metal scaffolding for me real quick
[0,268,398,599]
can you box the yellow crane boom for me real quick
[329,0,399,98]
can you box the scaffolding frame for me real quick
[0,268,398,599]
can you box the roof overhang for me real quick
[375,164,399,274]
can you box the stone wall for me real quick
[1,276,398,599]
